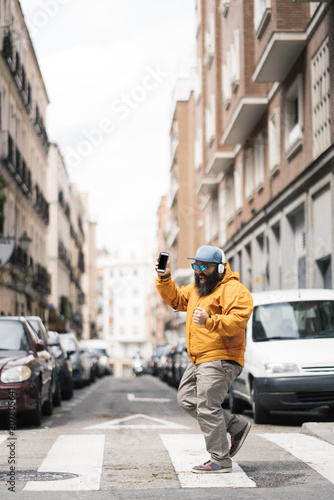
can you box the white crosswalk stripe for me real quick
[160,433,256,488]
[23,434,105,491]
[1,430,334,490]
[259,432,334,485]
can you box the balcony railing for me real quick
[1,131,33,198]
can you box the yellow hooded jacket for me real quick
[156,263,253,366]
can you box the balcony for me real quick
[252,32,307,83]
[2,31,15,72]
[205,150,235,175]
[1,131,15,173]
[195,177,218,196]
[220,97,268,145]
[34,184,49,224]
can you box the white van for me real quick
[229,289,334,424]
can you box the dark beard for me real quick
[195,269,221,296]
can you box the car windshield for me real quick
[252,300,334,342]
[0,321,31,350]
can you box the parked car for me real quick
[0,316,53,426]
[157,344,173,382]
[48,331,73,400]
[164,345,178,386]
[229,289,334,424]
[80,343,98,383]
[171,337,189,388]
[59,333,90,388]
[80,339,112,376]
[26,316,61,406]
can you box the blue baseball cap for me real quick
[187,245,226,264]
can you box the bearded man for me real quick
[155,245,253,473]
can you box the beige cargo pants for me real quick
[177,360,248,467]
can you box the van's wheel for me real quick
[251,383,270,424]
[229,388,246,414]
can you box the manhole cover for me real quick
[0,471,79,482]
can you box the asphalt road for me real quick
[0,374,334,500]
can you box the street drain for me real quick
[0,471,79,482]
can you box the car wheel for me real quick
[251,383,270,424]
[42,383,53,416]
[53,378,62,407]
[229,387,246,414]
[62,378,73,400]
[26,382,42,427]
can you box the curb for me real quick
[300,422,334,446]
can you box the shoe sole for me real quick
[192,468,232,474]
[230,421,252,458]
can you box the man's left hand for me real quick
[193,307,209,325]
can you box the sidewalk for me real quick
[301,421,334,446]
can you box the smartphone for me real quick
[157,252,170,272]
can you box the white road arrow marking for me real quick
[24,434,105,491]
[85,413,190,430]
[127,393,172,403]
[160,434,256,488]
[259,432,334,485]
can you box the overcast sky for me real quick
[20,0,196,258]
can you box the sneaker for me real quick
[192,460,232,474]
[229,421,251,458]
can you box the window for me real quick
[219,0,230,17]
[205,12,215,67]
[311,37,330,158]
[226,173,234,222]
[231,30,240,91]
[285,74,303,159]
[234,163,243,212]
[205,94,215,146]
[219,187,227,246]
[222,31,240,106]
[244,148,254,201]
[254,0,271,38]
[195,57,202,101]
[254,132,265,190]
[268,109,280,174]
[222,52,231,108]
[194,127,203,170]
[196,0,201,37]
[212,196,219,239]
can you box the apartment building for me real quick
[46,144,96,337]
[167,77,203,283]
[0,0,50,317]
[191,0,334,292]
[96,250,154,376]
[0,1,97,335]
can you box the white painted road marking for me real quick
[127,393,172,403]
[160,434,256,488]
[259,433,334,485]
[24,435,105,491]
[85,413,190,430]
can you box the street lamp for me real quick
[19,231,32,252]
